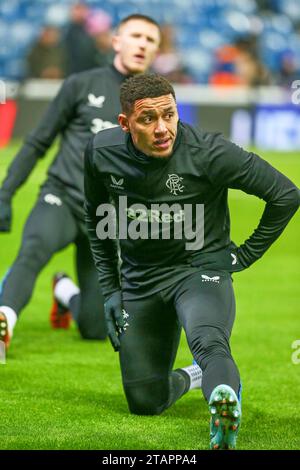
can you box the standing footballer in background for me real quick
[0,15,162,350]
[84,74,299,449]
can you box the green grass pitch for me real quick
[0,141,300,450]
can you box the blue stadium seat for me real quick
[0,0,21,21]
[197,29,227,51]
[276,0,300,24]
[9,22,38,49]
[4,58,26,80]
[45,4,70,27]
[262,13,293,35]
[0,20,9,43]
[228,0,257,15]
[222,10,252,36]
[260,31,291,71]
[23,1,47,24]
[0,45,11,62]
[182,47,214,83]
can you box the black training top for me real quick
[0,65,127,218]
[84,121,300,299]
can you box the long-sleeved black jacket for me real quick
[84,121,300,299]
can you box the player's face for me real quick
[119,94,179,158]
[113,19,160,74]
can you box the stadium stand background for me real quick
[0,0,299,83]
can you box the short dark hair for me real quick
[117,14,160,33]
[120,73,176,115]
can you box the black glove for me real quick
[0,198,12,232]
[104,291,129,352]
[191,246,246,273]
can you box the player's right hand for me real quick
[104,290,127,352]
[0,199,12,232]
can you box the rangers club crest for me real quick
[166,174,184,195]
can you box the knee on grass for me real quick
[124,378,169,416]
[77,322,107,340]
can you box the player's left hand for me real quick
[104,290,127,352]
[191,246,246,272]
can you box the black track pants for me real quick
[120,269,239,415]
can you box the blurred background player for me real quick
[85,9,115,69]
[63,2,100,76]
[0,14,161,350]
[63,3,113,76]
[151,24,194,84]
[209,36,270,87]
[26,25,66,79]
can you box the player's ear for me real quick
[112,33,121,53]
[118,113,130,132]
